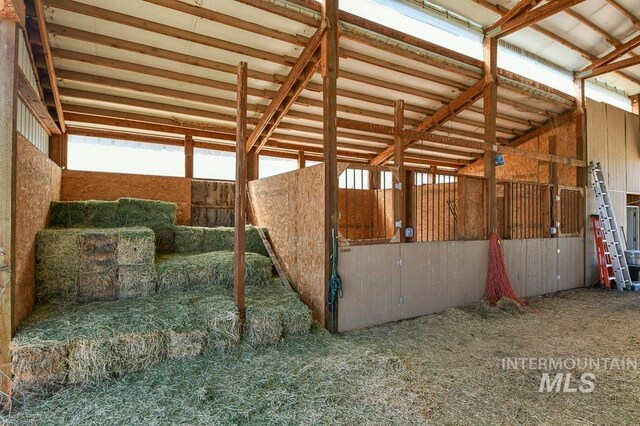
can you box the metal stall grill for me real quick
[411,171,458,242]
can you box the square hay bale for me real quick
[280,291,313,337]
[107,332,167,377]
[11,341,69,394]
[166,331,207,359]
[189,292,240,353]
[116,227,156,265]
[244,308,283,347]
[84,200,119,227]
[154,229,175,253]
[117,198,176,232]
[201,227,234,252]
[36,229,85,304]
[117,265,157,299]
[80,231,118,273]
[67,339,112,384]
[173,226,205,253]
[246,226,268,257]
[49,201,87,227]
[155,252,272,294]
[77,271,117,303]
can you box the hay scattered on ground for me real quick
[36,227,156,304]
[173,225,268,256]
[155,251,272,293]
[7,289,640,425]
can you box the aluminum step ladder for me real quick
[589,162,631,291]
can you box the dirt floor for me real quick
[4,287,640,425]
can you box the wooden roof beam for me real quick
[486,0,585,38]
[34,0,65,131]
[577,55,640,79]
[486,0,540,34]
[579,33,640,74]
[606,0,640,28]
[370,77,488,165]
[246,22,326,152]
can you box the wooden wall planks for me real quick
[191,180,235,227]
[61,170,192,225]
[14,134,61,328]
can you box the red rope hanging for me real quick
[486,232,524,306]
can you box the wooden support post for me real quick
[632,94,639,115]
[483,36,498,236]
[405,169,415,242]
[234,62,248,320]
[457,176,467,240]
[49,132,68,169]
[0,16,17,405]
[574,78,587,188]
[393,100,406,243]
[323,0,338,332]
[298,150,306,169]
[549,135,560,237]
[184,134,194,178]
[247,149,259,181]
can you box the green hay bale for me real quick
[200,226,268,256]
[280,291,313,337]
[244,309,283,347]
[116,227,156,265]
[67,339,112,384]
[117,198,176,232]
[77,271,117,303]
[173,226,205,253]
[108,332,167,377]
[84,200,119,227]
[36,229,84,304]
[189,291,241,353]
[155,252,272,293]
[201,227,234,252]
[49,201,87,227]
[116,265,157,299]
[167,331,207,359]
[11,342,68,394]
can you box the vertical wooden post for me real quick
[631,94,639,115]
[322,0,338,331]
[457,176,467,240]
[0,17,17,404]
[483,36,498,236]
[49,132,67,168]
[247,149,259,181]
[393,100,405,243]
[574,78,587,188]
[234,62,248,320]
[184,134,194,179]
[298,150,306,169]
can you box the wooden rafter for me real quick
[579,34,640,73]
[370,78,488,165]
[474,0,640,86]
[246,22,327,152]
[486,0,585,38]
[486,0,540,33]
[606,0,640,28]
[577,56,640,79]
[34,0,65,131]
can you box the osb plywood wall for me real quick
[249,164,326,324]
[586,100,640,285]
[457,176,487,240]
[14,135,61,328]
[459,118,578,186]
[413,183,458,241]
[338,188,393,240]
[192,180,234,227]
[61,170,192,225]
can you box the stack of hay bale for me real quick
[11,198,312,397]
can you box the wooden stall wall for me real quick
[192,180,235,227]
[61,170,192,225]
[249,164,329,324]
[586,100,640,285]
[459,118,578,186]
[14,135,62,328]
[338,237,584,332]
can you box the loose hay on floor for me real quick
[155,251,272,293]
